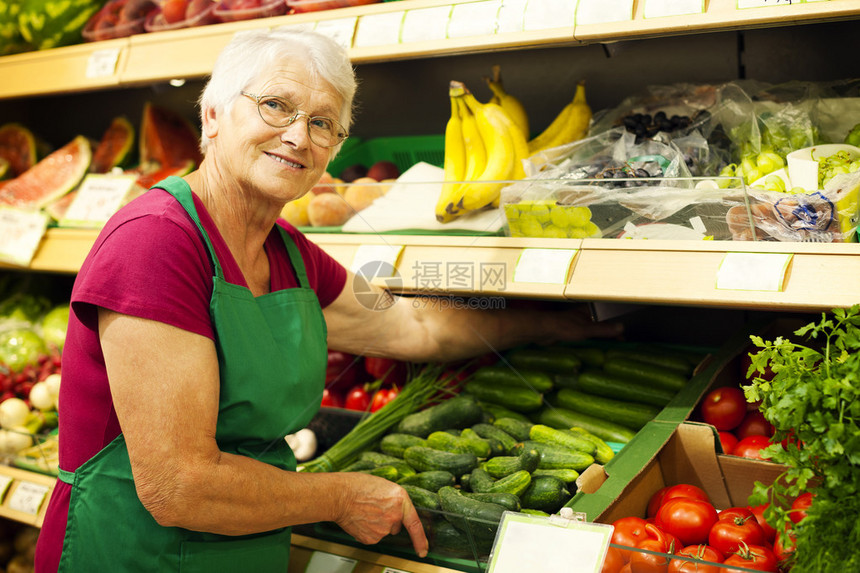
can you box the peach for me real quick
[308,192,352,227]
[280,192,313,227]
[344,177,384,212]
[311,171,337,195]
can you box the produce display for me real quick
[0,103,201,222]
[0,520,39,573]
[304,342,704,562]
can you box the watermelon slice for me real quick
[0,123,38,178]
[91,116,135,174]
[139,103,203,169]
[18,0,103,51]
[128,159,195,189]
[0,136,92,210]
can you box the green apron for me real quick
[57,178,328,572]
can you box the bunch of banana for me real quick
[435,80,529,223]
[484,65,529,139]
[527,81,592,155]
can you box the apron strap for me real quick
[276,225,311,290]
[58,467,75,485]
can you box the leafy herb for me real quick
[745,306,860,572]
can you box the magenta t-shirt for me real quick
[35,181,347,572]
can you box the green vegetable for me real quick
[427,430,491,458]
[531,468,580,484]
[438,486,506,544]
[400,484,440,511]
[491,417,534,442]
[396,394,484,438]
[468,469,532,497]
[510,440,594,471]
[460,491,521,512]
[380,433,427,458]
[0,328,47,371]
[602,357,689,391]
[464,378,543,412]
[553,388,658,430]
[571,370,676,407]
[397,470,456,492]
[746,307,860,573]
[403,446,478,476]
[505,348,581,376]
[604,346,695,374]
[844,122,860,147]
[536,406,636,444]
[476,401,532,423]
[528,424,595,455]
[471,423,518,453]
[430,520,474,557]
[521,475,570,513]
[482,448,540,479]
[565,428,614,464]
[41,303,69,351]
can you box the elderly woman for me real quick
[34,29,620,572]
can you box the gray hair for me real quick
[198,28,357,153]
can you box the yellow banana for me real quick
[527,80,592,155]
[459,95,487,183]
[436,87,467,223]
[484,65,529,139]
[460,92,516,211]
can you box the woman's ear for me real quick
[201,104,219,140]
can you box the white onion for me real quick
[29,382,55,412]
[0,429,33,454]
[0,398,30,430]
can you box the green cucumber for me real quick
[461,491,521,512]
[469,468,532,497]
[397,470,456,492]
[400,484,441,511]
[380,433,428,458]
[510,440,594,471]
[603,357,689,391]
[461,428,504,457]
[576,370,676,407]
[505,348,581,376]
[521,475,570,513]
[564,428,614,464]
[531,468,580,484]
[403,446,478,476]
[545,345,606,368]
[605,346,695,374]
[358,451,404,467]
[529,424,595,455]
[438,486,506,543]
[430,520,474,558]
[360,465,401,481]
[396,395,484,438]
[471,423,518,453]
[468,468,497,493]
[464,379,543,412]
[482,448,540,479]
[553,388,658,431]
[537,406,637,444]
[427,430,492,458]
[477,401,532,423]
[471,365,555,393]
[492,417,534,441]
[520,509,550,517]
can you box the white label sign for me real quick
[643,0,705,18]
[8,481,50,515]
[60,174,137,228]
[313,17,358,49]
[737,0,795,8]
[351,244,404,276]
[523,0,575,30]
[716,252,793,291]
[448,1,500,38]
[304,551,357,573]
[86,48,120,79]
[400,6,452,43]
[497,0,528,33]
[354,12,405,48]
[513,248,577,285]
[0,207,49,267]
[575,0,635,25]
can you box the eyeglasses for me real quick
[240,91,348,148]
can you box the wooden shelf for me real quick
[0,465,56,528]
[6,228,857,312]
[1,0,857,98]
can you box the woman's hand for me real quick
[336,473,429,557]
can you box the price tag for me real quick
[313,17,357,49]
[381,568,411,573]
[523,0,575,31]
[60,174,137,229]
[86,48,120,79]
[400,6,452,43]
[351,244,404,276]
[488,510,613,572]
[354,12,405,47]
[513,248,577,285]
[304,551,356,573]
[272,21,318,33]
[0,207,49,267]
[575,0,635,25]
[737,0,795,8]
[0,475,13,502]
[497,0,528,33]
[643,0,705,18]
[8,481,50,515]
[448,1,500,38]
[716,252,793,291]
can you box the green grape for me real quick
[756,150,785,175]
[568,206,592,227]
[818,151,855,188]
[568,227,589,239]
[764,174,786,193]
[541,225,567,239]
[581,221,603,238]
[519,216,543,237]
[789,186,807,195]
[549,206,569,228]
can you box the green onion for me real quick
[300,363,464,473]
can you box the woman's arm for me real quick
[323,271,623,361]
[98,308,428,556]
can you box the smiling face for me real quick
[202,60,343,206]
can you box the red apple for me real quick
[366,160,400,182]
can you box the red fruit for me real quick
[366,160,400,182]
[15,380,35,398]
[700,386,747,431]
[789,492,813,524]
[320,388,343,408]
[344,385,370,411]
[185,0,211,20]
[656,497,719,546]
[735,411,774,439]
[718,431,739,454]
[364,357,408,386]
[732,435,772,460]
[709,507,766,555]
[747,504,776,544]
[161,0,188,23]
[668,544,723,573]
[325,351,359,389]
[722,544,778,572]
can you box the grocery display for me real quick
[0,2,858,572]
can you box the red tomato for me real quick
[320,388,343,408]
[668,544,723,573]
[773,529,796,565]
[708,508,766,555]
[732,435,772,460]
[161,0,188,23]
[602,546,626,573]
[722,544,778,572]
[370,386,399,413]
[612,516,650,562]
[655,498,719,546]
[364,357,408,386]
[630,525,679,573]
[789,492,813,524]
[344,384,370,411]
[647,486,671,519]
[700,386,747,431]
[748,504,776,544]
[660,484,712,507]
[326,351,360,388]
[739,348,775,383]
[735,410,775,439]
[718,431,739,455]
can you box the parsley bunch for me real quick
[744,306,860,572]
